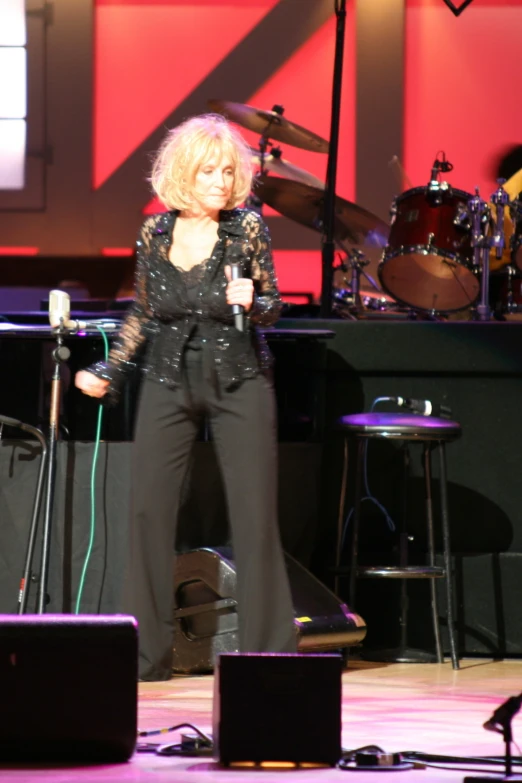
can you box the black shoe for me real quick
[138,670,172,682]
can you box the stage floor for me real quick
[3,659,522,781]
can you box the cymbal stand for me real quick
[247,104,286,214]
[246,133,272,215]
[320,0,347,317]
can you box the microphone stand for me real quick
[320,0,347,317]
[32,320,71,612]
[464,693,522,782]
[0,416,48,613]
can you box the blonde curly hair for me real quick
[150,113,253,211]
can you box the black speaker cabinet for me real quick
[0,615,138,762]
[213,652,342,766]
[173,546,366,673]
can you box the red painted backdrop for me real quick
[93,0,522,299]
[405,0,522,200]
[93,0,355,299]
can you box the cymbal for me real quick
[253,174,390,246]
[250,152,325,190]
[208,99,329,153]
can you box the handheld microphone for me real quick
[394,396,452,419]
[228,263,244,332]
[49,290,87,331]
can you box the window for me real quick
[0,0,27,190]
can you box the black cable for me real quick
[137,721,211,741]
[337,747,522,773]
[402,751,522,766]
[136,722,213,757]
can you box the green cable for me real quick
[75,325,110,614]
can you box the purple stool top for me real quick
[338,412,461,441]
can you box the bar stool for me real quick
[335,412,461,670]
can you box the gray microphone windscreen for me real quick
[49,289,71,328]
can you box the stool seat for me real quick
[338,412,461,441]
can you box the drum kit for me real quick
[209,99,522,320]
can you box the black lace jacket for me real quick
[90,208,282,399]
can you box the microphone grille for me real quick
[49,289,71,328]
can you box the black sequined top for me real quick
[178,259,208,350]
[89,208,282,400]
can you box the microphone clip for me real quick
[395,396,453,419]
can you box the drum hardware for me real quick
[210,100,329,217]
[453,203,471,231]
[211,95,388,322]
[332,286,423,320]
[427,152,454,202]
[463,181,509,322]
[491,180,509,261]
[253,174,390,247]
[488,167,522,272]
[333,249,417,320]
[508,197,522,273]
[467,188,493,320]
[207,100,329,153]
[497,265,520,316]
[336,248,373,316]
[250,146,325,190]
[208,94,389,315]
[379,177,480,314]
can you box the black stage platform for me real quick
[1,318,521,657]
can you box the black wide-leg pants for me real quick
[125,350,297,680]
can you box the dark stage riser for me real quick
[1,319,522,656]
[0,441,321,617]
[279,319,522,658]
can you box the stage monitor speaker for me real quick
[172,546,366,673]
[213,652,342,766]
[0,615,138,762]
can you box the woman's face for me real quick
[192,153,235,214]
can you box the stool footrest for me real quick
[357,566,445,579]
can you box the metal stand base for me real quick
[361,646,439,664]
[464,776,522,782]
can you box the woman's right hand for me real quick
[75,370,110,398]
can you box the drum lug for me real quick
[453,204,470,229]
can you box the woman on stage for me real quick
[74,113,296,680]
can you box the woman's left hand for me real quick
[224,266,254,312]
